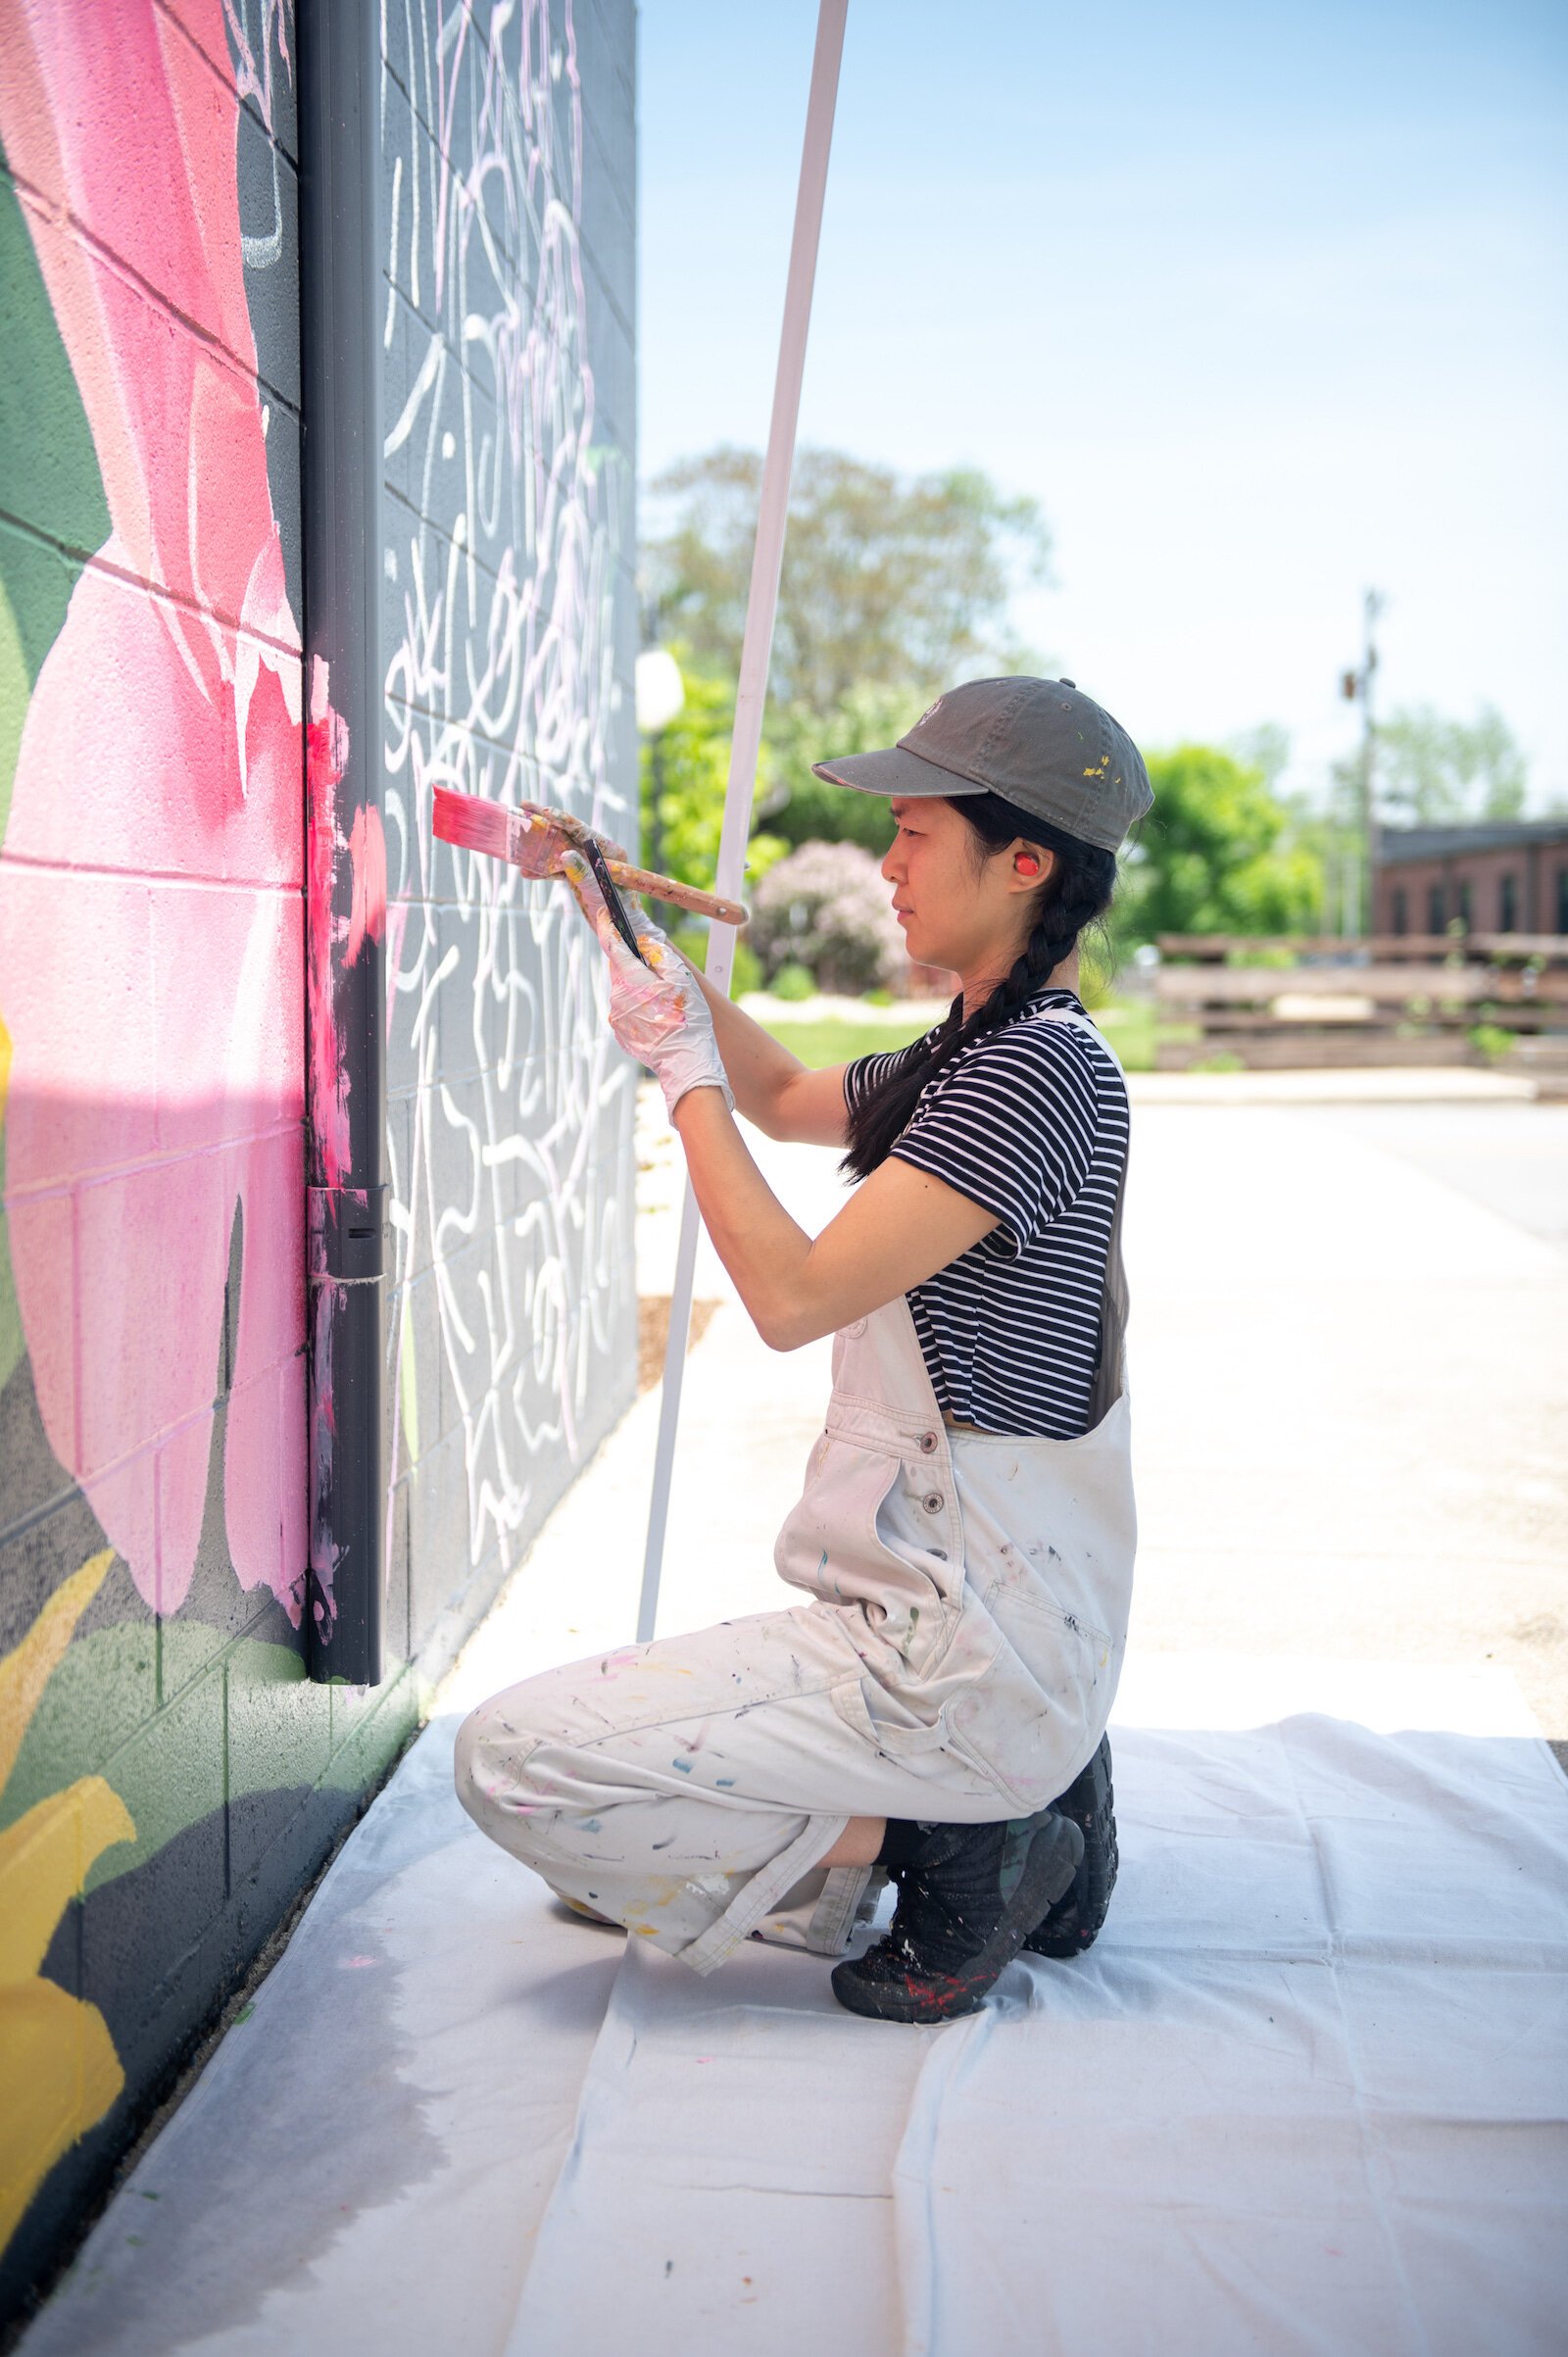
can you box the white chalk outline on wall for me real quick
[378,0,633,1584]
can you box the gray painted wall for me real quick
[379,0,641,1683]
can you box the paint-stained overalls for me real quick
[455,1009,1135,1974]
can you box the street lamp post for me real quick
[635,646,685,893]
[1339,588,1385,939]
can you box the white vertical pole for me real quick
[636,0,850,1645]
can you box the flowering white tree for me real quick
[749,841,906,995]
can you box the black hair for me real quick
[840,791,1118,1182]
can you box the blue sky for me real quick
[637,0,1568,811]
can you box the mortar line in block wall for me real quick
[380,693,632,793]
[1,163,306,424]
[376,263,635,440]
[0,850,305,898]
[379,150,636,358]
[149,0,299,163]
[374,119,628,377]
[0,1480,85,1553]
[0,1362,307,1551]
[152,1642,221,1736]
[0,1614,309,1810]
[0,508,306,668]
[378,466,640,600]
[4,1120,306,1209]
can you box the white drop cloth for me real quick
[25,1656,1567,2357]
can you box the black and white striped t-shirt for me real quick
[844,987,1129,1439]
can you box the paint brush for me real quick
[431,786,748,927]
[578,832,650,966]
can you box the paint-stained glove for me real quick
[561,849,734,1118]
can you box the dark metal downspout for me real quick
[299,0,386,1686]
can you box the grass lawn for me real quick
[755,998,1163,1073]
[754,1016,932,1069]
[1091,999,1159,1071]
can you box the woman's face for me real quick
[881,796,1044,981]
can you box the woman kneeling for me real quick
[456,676,1150,2023]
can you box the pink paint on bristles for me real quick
[429,785,748,926]
[432,787,559,875]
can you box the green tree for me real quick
[1226,722,1292,792]
[1117,744,1323,946]
[639,658,788,895]
[1374,703,1528,824]
[642,449,1051,859]
[761,680,928,855]
[642,447,1050,719]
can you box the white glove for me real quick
[562,849,734,1118]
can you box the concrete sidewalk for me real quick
[22,1085,1568,2354]
[1121,1086,1568,1746]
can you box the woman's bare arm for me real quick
[671,1085,998,1350]
[682,960,851,1146]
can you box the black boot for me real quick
[1023,1735,1118,1958]
[831,1808,1084,2025]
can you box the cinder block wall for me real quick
[0,0,636,2317]
[379,0,639,1681]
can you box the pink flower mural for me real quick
[0,2,309,1619]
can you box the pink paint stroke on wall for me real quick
[344,809,387,972]
[0,1,318,1621]
[306,656,351,1194]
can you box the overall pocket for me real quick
[827,1612,1014,1809]
[775,1429,961,1673]
[947,1599,1119,1812]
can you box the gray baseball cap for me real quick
[811,676,1152,854]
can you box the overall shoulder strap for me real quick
[1025,1006,1132,1421]
[1024,1001,1130,1087]
[1087,1151,1131,1425]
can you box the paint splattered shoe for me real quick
[1023,1735,1118,1959]
[830,1809,1084,2025]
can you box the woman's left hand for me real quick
[561,849,734,1118]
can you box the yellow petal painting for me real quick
[0,1550,136,2257]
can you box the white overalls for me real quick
[455,1009,1136,1975]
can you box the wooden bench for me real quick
[1150,935,1568,1070]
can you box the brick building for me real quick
[1373,819,1568,938]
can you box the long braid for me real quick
[842,801,1118,1181]
[964,864,1107,1049]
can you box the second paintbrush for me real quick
[431,786,748,927]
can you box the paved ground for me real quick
[1120,1091,1567,1754]
[1314,1101,1568,1248]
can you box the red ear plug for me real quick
[1014,854,1042,878]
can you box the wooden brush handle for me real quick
[514,799,745,925]
[605,860,747,927]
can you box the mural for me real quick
[379,0,638,1617]
[0,0,307,1629]
[0,0,635,2312]
[0,1551,131,2261]
[0,0,323,2309]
